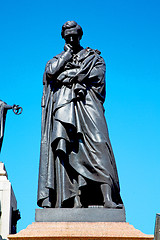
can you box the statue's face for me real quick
[65,34,80,48]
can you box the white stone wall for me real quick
[0,162,17,240]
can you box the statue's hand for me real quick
[12,105,23,115]
[64,43,73,55]
[12,104,19,110]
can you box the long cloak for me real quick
[37,47,122,207]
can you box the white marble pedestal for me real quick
[0,162,17,240]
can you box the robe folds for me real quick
[37,47,122,207]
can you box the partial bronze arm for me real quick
[46,44,73,78]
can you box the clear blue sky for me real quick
[0,0,160,235]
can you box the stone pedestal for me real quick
[35,208,126,222]
[8,222,153,240]
[154,213,160,239]
[8,208,153,239]
[0,162,17,240]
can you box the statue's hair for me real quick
[61,21,83,39]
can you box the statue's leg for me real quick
[101,183,123,208]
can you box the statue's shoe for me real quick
[104,200,123,209]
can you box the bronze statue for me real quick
[38,21,123,208]
[0,100,22,152]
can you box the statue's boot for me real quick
[73,195,82,208]
[101,183,123,209]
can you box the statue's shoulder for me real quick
[0,100,6,107]
[86,47,104,59]
[86,47,105,64]
[86,47,101,55]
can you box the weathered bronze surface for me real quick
[38,21,123,208]
[0,100,22,152]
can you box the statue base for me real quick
[35,207,126,222]
[8,222,153,240]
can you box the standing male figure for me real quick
[38,21,123,208]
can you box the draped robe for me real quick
[37,47,122,207]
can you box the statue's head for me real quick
[61,21,83,49]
